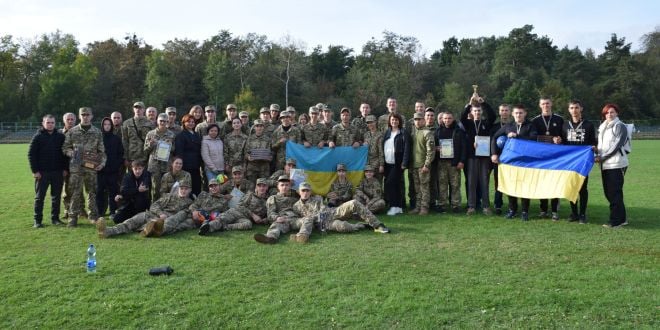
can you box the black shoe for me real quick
[538,211,549,219]
[495,208,502,215]
[254,233,276,244]
[505,210,516,219]
[452,207,460,214]
[374,224,390,234]
[521,212,529,221]
[198,221,210,236]
[568,213,579,222]
[33,223,44,228]
[579,214,587,224]
[436,207,446,214]
[51,219,64,226]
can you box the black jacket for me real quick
[175,129,202,170]
[460,102,496,158]
[491,120,538,155]
[120,170,151,211]
[434,122,467,167]
[100,130,124,174]
[561,118,597,147]
[382,128,411,168]
[28,128,66,173]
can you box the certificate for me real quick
[439,139,454,159]
[289,169,308,190]
[155,141,171,162]
[229,187,244,209]
[474,136,490,157]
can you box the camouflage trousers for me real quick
[411,167,431,210]
[162,210,196,236]
[324,200,382,232]
[354,195,387,214]
[265,211,313,239]
[149,161,169,201]
[245,161,270,183]
[437,160,462,209]
[63,174,84,217]
[208,209,253,233]
[69,169,98,220]
[106,211,157,236]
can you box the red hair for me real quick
[601,103,620,119]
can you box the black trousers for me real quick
[602,167,627,226]
[96,172,119,216]
[540,198,559,213]
[493,164,503,209]
[570,176,589,216]
[34,170,63,223]
[508,196,530,214]
[384,163,404,208]
[185,167,202,197]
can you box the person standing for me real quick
[271,111,301,170]
[301,106,328,148]
[596,104,629,228]
[244,119,272,183]
[28,114,67,227]
[561,100,597,224]
[145,113,176,200]
[96,117,124,218]
[329,107,362,148]
[434,112,466,213]
[121,101,154,166]
[490,104,512,215]
[111,112,123,136]
[175,114,203,197]
[165,107,182,135]
[382,113,410,216]
[195,105,218,138]
[222,118,248,174]
[351,103,372,136]
[201,123,224,182]
[60,112,82,219]
[62,107,106,227]
[409,112,435,215]
[378,97,406,133]
[362,115,384,181]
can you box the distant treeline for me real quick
[1,25,659,122]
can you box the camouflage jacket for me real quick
[168,124,183,136]
[355,177,383,201]
[244,133,272,163]
[188,191,228,214]
[218,119,248,139]
[148,192,193,217]
[266,192,298,223]
[329,123,361,146]
[363,130,384,168]
[351,116,368,136]
[219,178,255,196]
[195,121,216,138]
[328,178,353,204]
[293,195,325,219]
[144,128,176,172]
[301,122,328,146]
[236,191,269,218]
[222,132,247,168]
[160,170,192,196]
[62,124,106,173]
[121,116,154,162]
[411,126,436,168]
[271,125,301,165]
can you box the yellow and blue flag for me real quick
[286,141,367,196]
[498,139,594,203]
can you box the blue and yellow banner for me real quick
[286,141,367,196]
[498,139,594,203]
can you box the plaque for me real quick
[536,135,554,143]
[439,139,454,158]
[82,150,102,169]
[155,141,172,162]
[474,136,491,157]
[249,148,272,161]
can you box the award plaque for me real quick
[82,150,102,169]
[155,141,172,162]
[250,148,272,161]
[536,135,554,143]
[439,139,454,158]
[474,136,491,156]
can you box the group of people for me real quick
[27,94,630,241]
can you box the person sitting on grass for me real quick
[112,160,151,224]
[327,163,353,206]
[253,176,308,244]
[354,165,387,214]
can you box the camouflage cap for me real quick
[253,119,264,126]
[425,107,435,113]
[78,107,93,115]
[133,101,145,108]
[365,115,377,122]
[316,103,328,111]
[208,178,219,186]
[226,104,238,110]
[256,178,268,185]
[279,111,291,118]
[259,107,270,114]
[178,178,192,188]
[336,163,346,171]
[232,165,243,173]
[340,107,351,114]
[204,105,217,112]
[277,175,290,182]
[364,165,375,172]
[270,104,280,111]
[157,113,169,121]
[413,112,424,119]
[285,158,296,165]
[165,106,177,114]
[299,182,312,191]
[239,111,249,117]
[309,106,319,114]
[286,106,296,113]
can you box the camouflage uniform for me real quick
[322,120,338,131]
[262,192,307,239]
[351,116,368,136]
[329,123,361,146]
[160,170,192,196]
[222,132,247,171]
[121,116,154,163]
[355,177,387,214]
[195,121,215,138]
[168,124,183,136]
[160,190,227,236]
[410,125,435,212]
[328,178,353,206]
[296,195,382,233]
[244,133,272,182]
[262,122,277,139]
[144,128,176,200]
[62,124,106,223]
[378,113,406,133]
[363,130,384,176]
[59,126,83,218]
[219,178,255,196]
[271,125,301,170]
[102,189,192,237]
[301,122,328,147]
[218,119,248,139]
[208,191,269,232]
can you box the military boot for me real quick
[289,234,309,243]
[67,216,78,228]
[141,219,160,237]
[254,233,276,244]
[152,218,165,237]
[96,218,107,238]
[419,207,429,215]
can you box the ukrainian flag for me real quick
[498,139,594,203]
[286,141,367,196]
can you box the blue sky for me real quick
[2,0,657,55]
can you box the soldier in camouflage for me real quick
[329,107,362,147]
[253,176,307,244]
[301,106,328,148]
[354,165,387,214]
[351,103,372,136]
[222,117,247,174]
[319,103,338,130]
[165,107,182,135]
[271,111,301,170]
[258,107,277,138]
[244,119,272,182]
[195,105,218,137]
[62,107,106,227]
[198,177,271,235]
[378,97,406,133]
[96,179,193,238]
[327,163,353,206]
[159,157,192,197]
[145,113,176,201]
[219,165,254,198]
[362,115,385,181]
[60,112,85,219]
[409,112,436,215]
[121,101,154,165]
[266,158,297,196]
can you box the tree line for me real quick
[1,25,658,123]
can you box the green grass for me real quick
[1,142,658,328]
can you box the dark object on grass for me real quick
[149,266,174,276]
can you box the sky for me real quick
[1,0,658,56]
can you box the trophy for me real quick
[470,85,480,106]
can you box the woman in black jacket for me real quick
[175,114,202,196]
[97,117,124,217]
[382,113,410,216]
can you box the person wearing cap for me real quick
[257,107,277,138]
[199,177,271,235]
[195,105,218,137]
[362,114,385,180]
[404,101,426,211]
[292,182,391,239]
[329,107,362,148]
[301,106,328,148]
[62,107,106,227]
[269,104,281,125]
[175,114,203,197]
[239,111,250,128]
[222,117,248,174]
[254,176,305,244]
[96,116,124,219]
[286,106,297,123]
[327,163,353,206]
[201,123,225,183]
[434,112,467,214]
[219,104,247,138]
[219,165,254,201]
[354,165,387,214]
[351,103,372,136]
[424,107,440,211]
[319,103,338,130]
[271,110,301,170]
[409,112,436,215]
[244,119,272,183]
[96,178,193,238]
[60,112,83,219]
[142,177,230,237]
[266,158,298,196]
[378,97,406,133]
[121,101,154,166]
[145,113,176,200]
[113,160,151,224]
[165,107,182,135]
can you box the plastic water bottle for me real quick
[86,244,97,273]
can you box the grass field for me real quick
[0,142,658,328]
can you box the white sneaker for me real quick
[395,207,404,214]
[387,207,397,216]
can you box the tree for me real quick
[204,50,240,108]
[0,35,21,121]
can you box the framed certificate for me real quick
[250,148,272,161]
[155,141,172,162]
[439,139,454,158]
[475,136,491,157]
[82,150,102,169]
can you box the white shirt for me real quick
[384,130,399,164]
